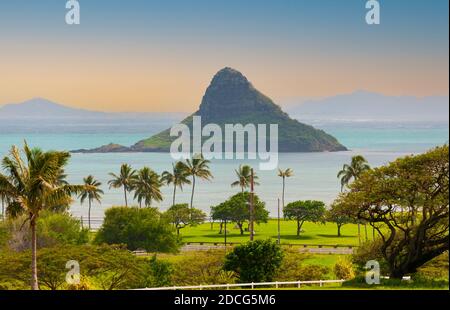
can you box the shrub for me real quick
[4,211,88,252]
[95,207,180,253]
[172,250,234,286]
[224,239,283,283]
[296,265,330,281]
[334,258,355,280]
[274,249,310,281]
[146,255,174,287]
[351,240,389,275]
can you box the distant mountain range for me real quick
[0,98,185,120]
[285,91,449,122]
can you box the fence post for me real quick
[226,284,230,290]
[297,281,301,288]
[275,282,279,289]
[319,280,323,287]
[251,282,254,289]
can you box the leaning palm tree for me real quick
[0,143,85,290]
[337,155,371,192]
[278,168,294,209]
[231,165,259,192]
[79,175,103,229]
[337,155,371,245]
[133,167,163,208]
[161,162,191,206]
[0,189,8,220]
[108,164,136,207]
[182,155,213,209]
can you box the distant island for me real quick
[74,68,347,153]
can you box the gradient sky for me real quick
[0,0,448,112]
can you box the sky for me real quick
[0,0,448,112]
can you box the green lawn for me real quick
[180,220,375,246]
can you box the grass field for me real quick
[180,220,375,246]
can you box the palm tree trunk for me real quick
[124,186,128,207]
[30,217,39,290]
[88,199,92,230]
[282,177,286,209]
[1,196,4,220]
[190,176,196,210]
[364,224,368,241]
[172,185,176,206]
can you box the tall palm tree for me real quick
[337,155,371,245]
[182,155,213,209]
[79,175,103,230]
[278,168,294,209]
[231,165,259,192]
[133,167,163,208]
[108,164,136,207]
[0,144,85,290]
[337,155,371,192]
[0,190,7,220]
[161,162,191,206]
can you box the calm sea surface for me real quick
[0,120,448,218]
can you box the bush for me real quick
[0,244,148,290]
[224,239,283,283]
[334,258,355,280]
[172,250,235,286]
[4,211,88,252]
[414,252,449,281]
[296,265,330,281]
[146,255,173,287]
[95,207,181,253]
[351,240,389,275]
[274,249,310,281]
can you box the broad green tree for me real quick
[165,204,207,235]
[0,144,85,290]
[326,202,354,237]
[79,175,103,229]
[211,192,269,235]
[108,164,136,207]
[336,146,449,279]
[283,200,326,237]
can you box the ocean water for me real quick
[0,120,448,219]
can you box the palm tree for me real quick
[0,144,85,290]
[182,155,213,209]
[0,190,7,220]
[278,168,294,209]
[337,155,371,245]
[337,155,371,192]
[161,162,191,206]
[108,164,136,207]
[133,167,163,208]
[231,165,259,192]
[79,175,103,230]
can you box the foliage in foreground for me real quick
[224,239,283,283]
[336,145,449,279]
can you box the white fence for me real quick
[135,279,346,290]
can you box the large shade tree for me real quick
[283,200,326,237]
[336,146,449,279]
[0,144,85,290]
[211,192,269,235]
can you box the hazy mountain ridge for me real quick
[286,90,449,122]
